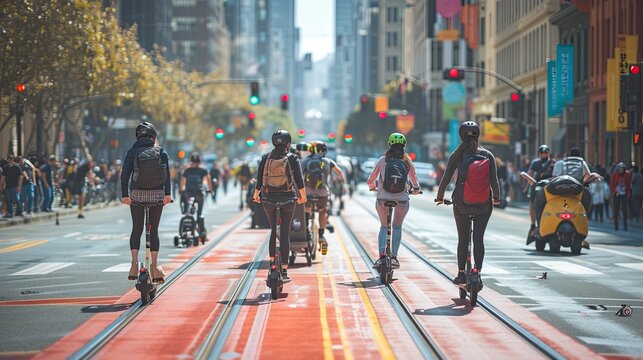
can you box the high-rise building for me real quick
[354,0,380,96]
[119,0,173,56]
[331,0,357,125]
[378,0,406,87]
[172,0,230,74]
[268,0,296,107]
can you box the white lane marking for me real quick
[579,337,643,351]
[505,295,643,302]
[592,246,643,261]
[11,263,74,276]
[63,232,82,238]
[77,254,120,257]
[20,281,104,290]
[533,261,603,275]
[615,262,643,271]
[481,264,510,275]
[117,219,125,224]
[102,263,132,272]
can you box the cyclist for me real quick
[253,130,306,283]
[71,158,94,219]
[526,144,555,240]
[295,142,311,159]
[435,122,501,287]
[180,153,213,219]
[209,161,221,202]
[121,122,172,282]
[301,140,346,254]
[367,133,421,269]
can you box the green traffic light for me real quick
[249,96,260,105]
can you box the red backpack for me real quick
[458,153,491,205]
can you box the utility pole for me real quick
[16,83,25,156]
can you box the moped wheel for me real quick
[570,241,582,254]
[549,238,561,253]
[173,236,179,247]
[535,236,546,252]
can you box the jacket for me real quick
[609,171,632,198]
[120,137,171,197]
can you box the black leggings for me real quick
[262,201,295,263]
[453,208,491,271]
[130,205,164,251]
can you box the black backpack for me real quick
[304,156,325,190]
[382,158,408,193]
[132,146,167,189]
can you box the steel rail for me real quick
[337,218,445,360]
[353,197,565,360]
[69,213,250,360]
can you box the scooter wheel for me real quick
[174,236,179,247]
[549,239,561,253]
[459,287,467,299]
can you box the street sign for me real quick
[437,29,459,41]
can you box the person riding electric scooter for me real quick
[180,153,213,241]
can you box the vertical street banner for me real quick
[449,119,460,154]
[617,35,639,129]
[556,44,574,105]
[547,60,561,116]
[461,4,479,49]
[606,56,621,132]
[395,114,415,135]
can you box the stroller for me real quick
[174,196,207,247]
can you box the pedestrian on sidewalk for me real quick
[630,165,642,222]
[610,163,632,231]
[18,156,36,215]
[40,155,56,212]
[72,158,94,219]
[2,155,25,218]
[589,179,608,223]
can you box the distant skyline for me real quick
[296,0,334,61]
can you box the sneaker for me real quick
[77,213,85,219]
[526,225,537,245]
[453,273,466,285]
[391,257,400,269]
[319,236,328,255]
[373,256,385,269]
[281,269,291,283]
[326,223,335,233]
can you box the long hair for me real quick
[456,136,482,161]
[272,143,289,157]
[384,143,412,168]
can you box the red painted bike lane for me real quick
[34,211,253,359]
[342,200,601,360]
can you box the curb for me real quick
[0,202,121,229]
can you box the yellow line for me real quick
[329,273,354,360]
[317,263,335,360]
[335,223,396,359]
[0,240,48,254]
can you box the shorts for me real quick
[305,196,328,211]
[71,182,86,196]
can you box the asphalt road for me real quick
[351,185,643,356]
[0,186,245,354]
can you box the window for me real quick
[392,56,398,71]
[387,6,399,23]
[386,31,399,47]
[173,0,196,6]
[174,17,196,32]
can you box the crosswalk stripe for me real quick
[533,261,603,275]
[482,264,510,275]
[11,262,74,276]
[102,263,132,272]
[615,263,643,271]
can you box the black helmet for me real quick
[190,153,201,163]
[296,142,310,152]
[458,121,479,139]
[271,129,292,146]
[538,144,550,153]
[136,122,157,139]
[311,141,327,155]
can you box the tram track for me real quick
[351,196,566,360]
[69,214,251,360]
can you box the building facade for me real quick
[119,0,173,56]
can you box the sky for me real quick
[296,0,334,61]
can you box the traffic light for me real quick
[510,91,523,119]
[247,112,256,128]
[178,150,186,159]
[511,92,520,102]
[344,134,353,143]
[625,64,641,129]
[215,128,224,139]
[328,132,336,142]
[409,152,417,161]
[246,136,255,147]
[16,83,25,93]
[249,81,260,105]
[297,128,306,138]
[281,94,289,110]
[634,131,641,146]
[378,112,387,120]
[360,95,369,112]
[260,139,268,146]
[110,139,119,148]
[443,67,464,81]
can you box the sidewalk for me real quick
[0,202,120,229]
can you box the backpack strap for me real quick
[262,153,271,192]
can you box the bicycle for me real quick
[374,189,422,285]
[307,194,325,255]
[263,198,296,300]
[434,198,481,307]
[130,190,171,306]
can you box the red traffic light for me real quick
[360,95,368,104]
[449,68,460,79]
[344,134,353,143]
[215,128,224,139]
[247,112,256,120]
[297,128,306,138]
[630,65,640,75]
[328,132,336,141]
[511,92,520,102]
[260,139,268,146]
[378,112,387,119]
[178,150,186,159]
[634,131,641,146]
[409,152,417,161]
[281,94,289,102]
[16,83,25,93]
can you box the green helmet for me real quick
[387,133,407,147]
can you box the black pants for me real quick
[262,201,295,263]
[453,208,491,271]
[130,204,163,251]
[182,191,204,218]
[613,194,628,230]
[592,203,604,222]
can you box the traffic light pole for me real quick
[195,78,262,88]
[16,92,22,156]
[449,66,523,92]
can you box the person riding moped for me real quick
[526,145,556,243]
[180,153,213,219]
[301,140,346,255]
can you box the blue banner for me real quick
[449,119,460,154]
[556,44,574,105]
[547,60,561,116]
